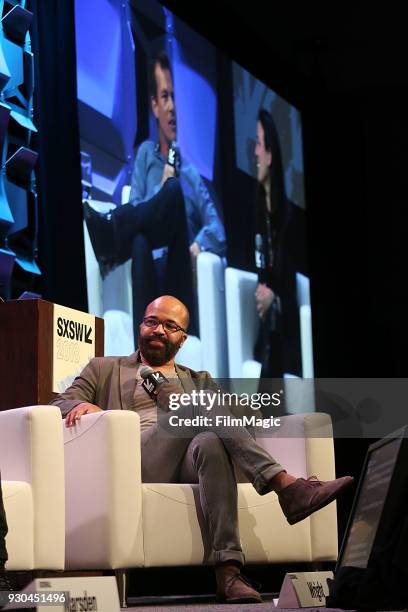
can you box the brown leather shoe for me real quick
[278,475,354,525]
[215,563,262,604]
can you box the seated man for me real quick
[85,51,226,344]
[52,295,353,604]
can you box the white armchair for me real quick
[0,406,65,570]
[63,410,337,571]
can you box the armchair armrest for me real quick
[255,412,335,480]
[63,410,144,569]
[0,406,65,569]
[256,411,338,560]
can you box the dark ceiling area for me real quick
[162,2,408,103]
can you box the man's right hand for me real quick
[255,282,275,319]
[160,163,175,186]
[65,402,103,428]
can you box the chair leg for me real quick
[115,568,128,608]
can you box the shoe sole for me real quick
[216,595,263,604]
[287,477,354,525]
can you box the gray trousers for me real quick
[140,398,284,566]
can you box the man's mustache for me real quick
[147,336,168,345]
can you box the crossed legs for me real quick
[140,399,285,566]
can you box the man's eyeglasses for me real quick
[142,316,186,334]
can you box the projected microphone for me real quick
[255,233,278,331]
[140,365,169,399]
[255,233,265,270]
[167,141,181,177]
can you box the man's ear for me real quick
[151,95,159,119]
[178,333,188,349]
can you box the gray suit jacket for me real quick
[51,351,217,418]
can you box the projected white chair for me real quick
[63,409,338,574]
[197,252,228,378]
[0,406,65,570]
[225,268,260,382]
[83,197,133,357]
[296,272,314,378]
[225,268,314,406]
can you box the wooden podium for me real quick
[0,299,104,411]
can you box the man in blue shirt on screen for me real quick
[84,51,225,345]
[130,51,225,258]
[128,50,225,341]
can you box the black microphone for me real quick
[167,141,181,177]
[139,365,169,399]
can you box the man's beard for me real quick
[139,334,181,366]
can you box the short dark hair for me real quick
[149,50,172,99]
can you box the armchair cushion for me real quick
[64,410,144,569]
[0,406,65,570]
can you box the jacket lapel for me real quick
[119,352,139,410]
[175,363,196,394]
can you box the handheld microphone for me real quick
[167,141,181,177]
[140,365,169,399]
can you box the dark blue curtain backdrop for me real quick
[31,0,87,311]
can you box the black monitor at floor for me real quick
[327,425,408,610]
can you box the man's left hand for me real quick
[157,382,185,413]
[255,283,275,319]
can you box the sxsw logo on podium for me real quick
[57,317,93,344]
[52,304,96,393]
